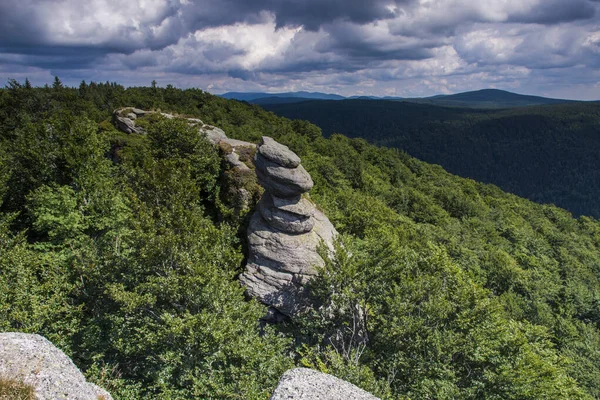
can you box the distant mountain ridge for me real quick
[219,89,585,108]
[220,91,345,102]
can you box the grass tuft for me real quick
[0,377,35,400]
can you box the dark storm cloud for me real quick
[176,0,412,31]
[508,0,596,24]
[258,0,409,30]
[0,46,119,71]
[314,22,437,60]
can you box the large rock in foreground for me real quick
[0,332,113,400]
[270,368,380,400]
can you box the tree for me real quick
[52,76,63,90]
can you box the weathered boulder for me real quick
[130,108,147,116]
[0,332,113,400]
[270,368,380,400]
[271,194,315,217]
[258,136,301,168]
[225,151,250,171]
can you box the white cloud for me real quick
[0,0,599,99]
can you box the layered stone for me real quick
[255,154,313,197]
[271,194,315,217]
[259,194,315,234]
[114,114,144,134]
[239,136,337,317]
[240,209,336,317]
[258,136,301,168]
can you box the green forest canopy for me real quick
[1,80,600,399]
[263,99,600,219]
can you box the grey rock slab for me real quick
[270,368,379,400]
[186,118,203,125]
[114,115,143,134]
[259,195,314,234]
[199,125,227,144]
[246,213,324,276]
[0,332,113,400]
[131,108,147,115]
[255,154,313,197]
[272,194,315,217]
[126,112,137,120]
[225,152,250,171]
[258,136,301,168]
[240,263,309,316]
[221,138,257,149]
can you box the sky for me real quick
[0,0,599,99]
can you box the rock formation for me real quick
[0,332,113,400]
[270,368,379,400]
[112,108,259,211]
[217,138,260,211]
[111,111,338,311]
[240,137,337,318]
[112,107,227,143]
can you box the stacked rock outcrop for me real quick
[111,112,337,310]
[240,137,337,318]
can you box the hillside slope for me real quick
[1,81,600,399]
[263,99,600,218]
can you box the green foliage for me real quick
[0,216,81,350]
[145,116,221,194]
[2,80,600,399]
[0,147,10,206]
[27,184,86,240]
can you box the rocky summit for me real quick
[240,137,337,318]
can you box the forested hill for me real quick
[1,80,600,399]
[404,89,576,108]
[262,99,600,218]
